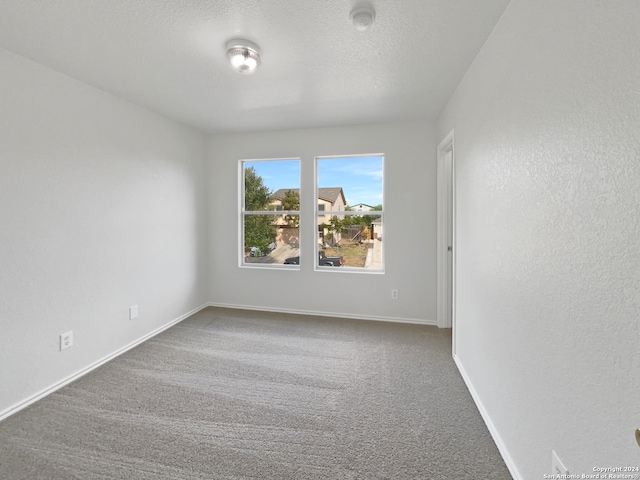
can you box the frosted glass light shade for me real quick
[225,39,261,75]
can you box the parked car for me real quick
[249,243,276,257]
[284,251,344,266]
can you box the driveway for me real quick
[244,244,300,264]
[364,238,382,269]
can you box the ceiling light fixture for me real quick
[350,5,376,31]
[225,39,261,75]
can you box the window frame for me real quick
[239,157,301,270]
[314,154,385,274]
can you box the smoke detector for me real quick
[350,5,376,31]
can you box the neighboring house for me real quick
[268,189,295,227]
[271,187,346,222]
[317,188,346,244]
[371,217,382,240]
[271,187,346,244]
[350,203,373,211]
[266,189,300,246]
[317,187,346,217]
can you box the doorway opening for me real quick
[437,131,455,346]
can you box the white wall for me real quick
[0,48,209,417]
[207,122,437,324]
[437,0,640,477]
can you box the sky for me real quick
[244,156,383,207]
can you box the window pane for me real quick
[244,160,300,211]
[243,215,300,265]
[317,156,383,271]
[241,159,300,267]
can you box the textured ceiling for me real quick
[0,0,511,133]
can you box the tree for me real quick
[244,166,272,210]
[352,206,379,227]
[326,215,346,246]
[244,167,276,254]
[281,189,300,227]
[360,225,371,241]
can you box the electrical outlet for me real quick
[129,305,139,320]
[551,450,569,476]
[391,289,399,300]
[60,331,73,351]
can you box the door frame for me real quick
[436,130,455,344]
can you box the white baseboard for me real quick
[0,303,209,422]
[453,354,522,480]
[206,302,437,326]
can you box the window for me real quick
[240,159,300,267]
[316,155,384,272]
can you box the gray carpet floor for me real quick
[0,307,511,479]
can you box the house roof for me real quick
[271,189,299,201]
[272,188,345,206]
[318,188,345,205]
